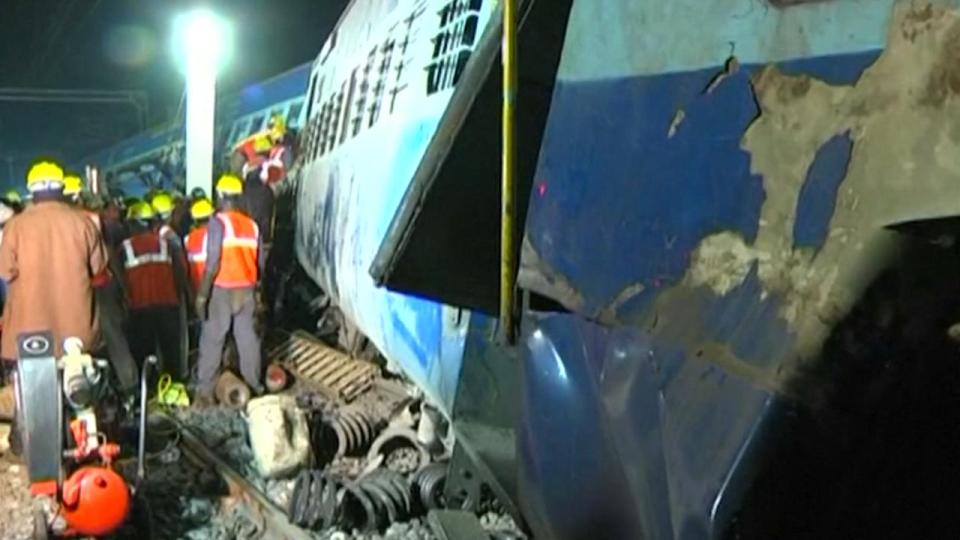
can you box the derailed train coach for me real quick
[82,63,311,197]
[307,0,960,538]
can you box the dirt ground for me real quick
[0,451,36,540]
[0,383,32,539]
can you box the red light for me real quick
[537,182,547,197]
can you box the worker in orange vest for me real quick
[121,201,188,380]
[63,174,138,395]
[184,197,214,295]
[195,175,263,400]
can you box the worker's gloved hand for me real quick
[195,295,208,320]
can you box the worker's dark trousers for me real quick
[197,287,262,396]
[129,305,185,380]
[95,281,138,394]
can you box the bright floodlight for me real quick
[173,9,231,197]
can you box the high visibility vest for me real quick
[83,209,111,288]
[185,225,208,292]
[122,231,179,309]
[261,145,287,185]
[214,211,259,289]
[235,133,272,177]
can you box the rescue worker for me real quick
[151,191,192,376]
[195,175,264,400]
[185,197,214,294]
[0,160,107,454]
[170,191,193,238]
[231,114,291,246]
[3,190,23,213]
[122,201,188,380]
[63,174,138,395]
[230,114,290,186]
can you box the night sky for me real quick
[0,0,348,189]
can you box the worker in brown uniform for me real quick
[0,161,107,454]
[63,174,138,396]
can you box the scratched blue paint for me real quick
[697,267,795,368]
[793,132,854,249]
[528,68,764,316]
[526,51,880,318]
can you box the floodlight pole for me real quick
[183,15,221,197]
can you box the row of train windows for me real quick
[224,101,304,149]
[300,0,483,161]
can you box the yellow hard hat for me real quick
[190,197,214,221]
[26,161,65,192]
[150,192,174,217]
[215,174,243,196]
[63,174,84,196]
[268,113,286,140]
[127,201,155,221]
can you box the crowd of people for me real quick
[0,113,292,454]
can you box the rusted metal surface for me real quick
[513,2,960,539]
[265,330,378,402]
[173,416,314,540]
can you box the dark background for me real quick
[0,0,348,190]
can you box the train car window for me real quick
[426,1,481,97]
[248,114,265,136]
[233,119,250,143]
[288,101,304,128]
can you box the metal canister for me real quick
[214,371,251,409]
[265,363,289,393]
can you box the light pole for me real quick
[173,9,231,196]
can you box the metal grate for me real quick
[266,330,378,402]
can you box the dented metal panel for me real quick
[518,1,960,537]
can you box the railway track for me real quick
[155,412,313,540]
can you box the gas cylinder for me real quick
[61,466,131,535]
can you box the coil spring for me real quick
[287,469,414,533]
[412,462,447,511]
[325,408,381,459]
[287,470,341,530]
[341,470,413,533]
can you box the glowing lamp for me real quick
[172,9,232,196]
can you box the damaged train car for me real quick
[365,0,960,538]
[79,0,960,537]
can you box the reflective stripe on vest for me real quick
[185,226,208,290]
[186,229,207,263]
[214,211,259,288]
[123,231,178,308]
[122,236,171,269]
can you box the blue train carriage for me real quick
[81,63,311,198]
[293,0,499,414]
[515,1,960,538]
[371,0,960,538]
